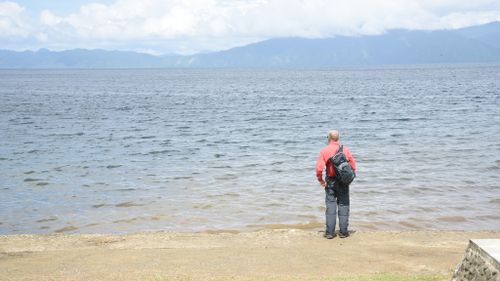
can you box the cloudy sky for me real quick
[1,0,500,55]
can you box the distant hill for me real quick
[0,48,164,68]
[1,21,500,68]
[454,21,500,48]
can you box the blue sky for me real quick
[1,0,500,54]
[12,0,114,14]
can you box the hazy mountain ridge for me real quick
[1,21,500,68]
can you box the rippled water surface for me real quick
[1,66,499,234]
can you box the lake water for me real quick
[1,65,499,234]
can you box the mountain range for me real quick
[1,21,500,68]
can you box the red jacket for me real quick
[315,141,356,183]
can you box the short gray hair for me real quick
[327,130,339,141]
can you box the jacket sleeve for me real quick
[315,151,326,182]
[344,147,356,171]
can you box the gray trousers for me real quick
[325,179,350,235]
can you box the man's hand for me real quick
[319,181,326,188]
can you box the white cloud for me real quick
[440,10,500,28]
[0,1,31,37]
[40,10,62,26]
[2,0,500,53]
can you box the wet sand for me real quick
[1,230,500,281]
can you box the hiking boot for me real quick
[339,232,349,238]
[323,233,336,239]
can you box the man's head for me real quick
[327,130,339,142]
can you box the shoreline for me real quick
[6,218,500,236]
[2,229,500,280]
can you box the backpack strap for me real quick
[337,145,343,153]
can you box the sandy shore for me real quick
[1,229,500,281]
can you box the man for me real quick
[315,130,356,239]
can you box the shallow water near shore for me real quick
[1,65,499,234]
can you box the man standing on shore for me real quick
[315,130,356,239]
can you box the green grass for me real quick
[144,273,448,281]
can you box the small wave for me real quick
[210,165,232,169]
[298,214,317,219]
[386,117,428,122]
[54,225,78,233]
[84,223,101,228]
[137,118,157,123]
[209,192,240,198]
[489,198,500,204]
[192,204,213,209]
[92,204,106,208]
[24,170,35,174]
[437,216,467,222]
[486,165,500,171]
[115,188,136,192]
[224,192,240,197]
[417,206,438,212]
[147,149,177,155]
[160,140,171,145]
[264,203,285,207]
[129,127,147,132]
[398,221,420,229]
[42,132,84,137]
[172,176,192,180]
[476,214,500,220]
[214,174,238,180]
[36,182,49,186]
[244,117,269,121]
[390,133,404,137]
[355,222,380,231]
[113,217,140,223]
[115,201,145,207]
[36,216,58,223]
[106,165,122,169]
[24,178,41,182]
[114,215,160,224]
[356,190,386,195]
[116,106,133,111]
[248,221,322,230]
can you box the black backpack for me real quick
[328,145,355,186]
